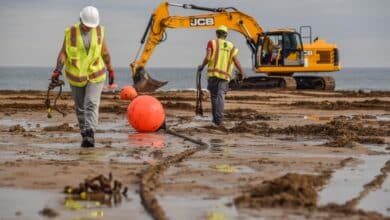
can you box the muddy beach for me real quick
[0,89,389,220]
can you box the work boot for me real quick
[80,131,88,147]
[81,129,95,148]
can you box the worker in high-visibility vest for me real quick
[51,6,116,147]
[198,25,247,126]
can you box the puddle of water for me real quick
[357,176,390,216]
[376,115,390,121]
[104,151,156,164]
[30,142,79,149]
[0,118,45,130]
[0,151,18,162]
[235,165,257,174]
[0,151,76,162]
[128,132,167,149]
[78,151,107,161]
[171,116,220,130]
[28,131,164,149]
[194,115,213,121]
[43,132,80,139]
[318,154,389,205]
[158,195,238,220]
[318,144,390,216]
[96,132,128,139]
[44,131,127,140]
[174,121,211,130]
[183,160,256,174]
[165,160,256,189]
[97,121,129,132]
[365,144,390,154]
[294,139,328,146]
[228,138,348,159]
[0,187,150,220]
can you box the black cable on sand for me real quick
[139,128,209,220]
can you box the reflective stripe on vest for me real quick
[207,39,238,81]
[96,26,102,45]
[70,26,77,47]
[65,70,105,82]
[64,23,106,87]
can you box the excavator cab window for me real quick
[258,32,304,67]
[282,32,304,66]
[260,35,282,66]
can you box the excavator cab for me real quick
[258,31,304,68]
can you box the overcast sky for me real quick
[0,0,388,68]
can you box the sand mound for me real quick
[8,124,26,133]
[224,108,272,121]
[162,101,195,110]
[235,173,330,208]
[290,99,390,111]
[43,123,75,132]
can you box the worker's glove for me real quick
[51,70,61,83]
[235,71,246,82]
[197,65,204,73]
[108,70,115,85]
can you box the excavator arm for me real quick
[130,1,264,92]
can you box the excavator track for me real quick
[294,76,335,90]
[229,76,296,90]
[323,76,336,90]
[277,76,297,90]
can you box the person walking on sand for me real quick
[198,25,247,126]
[51,6,116,148]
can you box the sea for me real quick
[0,67,389,92]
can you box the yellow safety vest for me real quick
[64,23,106,87]
[207,39,238,81]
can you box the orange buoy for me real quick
[127,95,165,132]
[120,86,138,100]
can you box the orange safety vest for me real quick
[64,23,106,87]
[207,39,238,81]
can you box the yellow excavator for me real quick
[130,1,341,92]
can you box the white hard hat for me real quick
[80,6,99,28]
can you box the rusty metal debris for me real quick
[63,172,128,207]
[39,207,59,218]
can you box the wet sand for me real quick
[0,89,389,219]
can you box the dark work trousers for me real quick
[207,77,229,125]
[70,81,104,134]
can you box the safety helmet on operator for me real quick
[217,25,228,34]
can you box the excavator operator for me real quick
[262,36,281,66]
[198,25,247,126]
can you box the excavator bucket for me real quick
[133,67,168,92]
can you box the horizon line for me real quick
[0,65,389,69]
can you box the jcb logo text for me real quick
[190,18,215,26]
